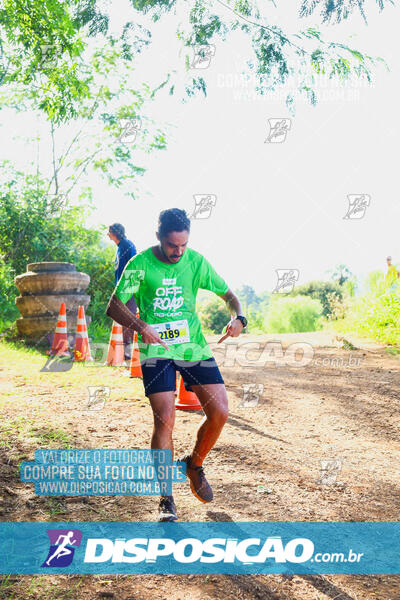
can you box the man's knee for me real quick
[211,402,229,427]
[153,408,175,431]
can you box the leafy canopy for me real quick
[0,0,392,121]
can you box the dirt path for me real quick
[0,332,399,599]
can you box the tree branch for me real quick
[214,0,309,55]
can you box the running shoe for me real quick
[180,455,214,503]
[158,495,178,522]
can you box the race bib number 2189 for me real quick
[149,319,190,345]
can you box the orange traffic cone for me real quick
[49,302,70,356]
[175,375,202,411]
[73,305,92,361]
[130,330,142,377]
[106,322,125,366]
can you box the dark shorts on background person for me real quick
[141,357,224,397]
[125,296,138,316]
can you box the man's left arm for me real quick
[198,256,246,342]
[218,288,246,343]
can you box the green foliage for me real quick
[0,166,115,328]
[235,284,259,309]
[175,1,386,111]
[385,346,400,356]
[329,263,353,286]
[233,284,330,333]
[342,276,356,297]
[246,307,265,333]
[74,241,115,328]
[0,0,94,121]
[198,297,231,334]
[365,269,385,293]
[324,291,349,321]
[0,260,18,323]
[232,285,270,332]
[335,273,400,345]
[87,318,111,343]
[257,290,271,312]
[300,0,392,24]
[1,34,169,199]
[291,280,343,318]
[0,1,158,126]
[130,0,177,14]
[264,295,323,333]
[0,0,390,121]
[234,285,270,310]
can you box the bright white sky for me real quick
[1,0,399,294]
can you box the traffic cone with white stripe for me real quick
[175,375,202,411]
[106,321,125,366]
[49,302,70,357]
[73,305,92,361]
[129,330,142,377]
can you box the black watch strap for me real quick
[235,315,247,328]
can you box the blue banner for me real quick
[0,522,399,574]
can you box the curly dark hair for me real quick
[157,208,190,238]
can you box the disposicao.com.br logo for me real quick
[39,531,365,569]
[84,536,313,564]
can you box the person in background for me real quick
[385,256,400,290]
[108,223,137,360]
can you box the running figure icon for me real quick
[45,531,78,566]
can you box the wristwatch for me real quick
[235,315,248,328]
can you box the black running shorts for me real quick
[140,357,224,397]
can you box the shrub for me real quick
[291,280,343,318]
[264,295,323,333]
[197,298,231,334]
[337,276,400,344]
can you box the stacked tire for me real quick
[14,262,91,346]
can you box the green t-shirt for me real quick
[113,247,229,362]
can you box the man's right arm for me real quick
[106,295,169,349]
[106,295,145,333]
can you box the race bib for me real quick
[149,319,190,345]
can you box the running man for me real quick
[106,208,247,521]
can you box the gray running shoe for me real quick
[158,495,178,522]
[180,455,214,503]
